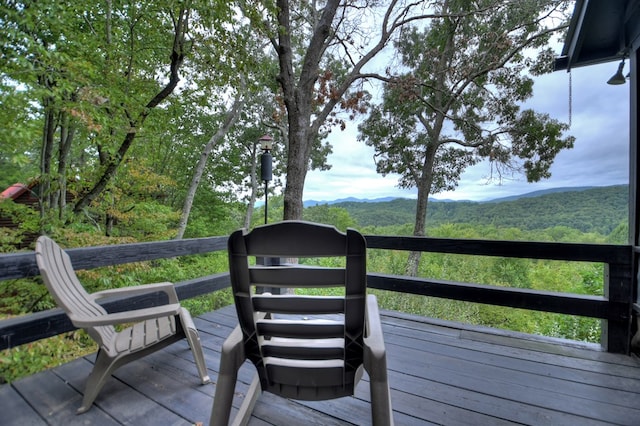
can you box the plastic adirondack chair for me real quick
[210,221,393,426]
[35,236,210,414]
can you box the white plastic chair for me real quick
[36,235,210,413]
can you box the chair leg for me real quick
[365,338,393,426]
[231,374,261,426]
[78,349,116,414]
[210,367,238,426]
[369,371,394,426]
[179,308,211,384]
[364,295,394,426]
[210,326,250,426]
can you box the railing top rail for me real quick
[0,236,228,282]
[366,236,632,264]
[1,235,632,283]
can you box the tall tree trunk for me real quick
[405,188,429,277]
[105,208,115,236]
[244,141,259,229]
[57,111,76,220]
[175,91,245,239]
[276,0,340,220]
[270,1,430,221]
[273,0,402,220]
[39,98,56,219]
[405,143,438,277]
[283,114,312,220]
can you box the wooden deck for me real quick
[2,305,639,425]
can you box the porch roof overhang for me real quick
[554,0,640,71]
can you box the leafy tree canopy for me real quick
[357,0,575,275]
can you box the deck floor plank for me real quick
[10,368,120,425]
[388,331,640,410]
[0,383,46,426]
[3,307,639,425]
[53,357,189,425]
[385,341,626,423]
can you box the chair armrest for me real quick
[364,294,386,359]
[90,282,179,304]
[70,303,182,327]
[221,325,247,371]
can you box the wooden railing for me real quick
[0,235,634,353]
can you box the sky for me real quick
[302,61,630,202]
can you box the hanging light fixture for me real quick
[607,59,627,85]
[259,134,274,224]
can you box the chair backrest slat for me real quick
[257,319,345,339]
[261,339,344,359]
[252,295,345,314]
[241,221,348,257]
[36,236,115,346]
[250,267,345,288]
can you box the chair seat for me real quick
[113,315,177,354]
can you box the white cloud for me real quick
[303,62,630,202]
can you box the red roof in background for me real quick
[0,183,29,200]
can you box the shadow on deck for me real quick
[2,305,639,425]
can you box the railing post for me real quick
[256,257,281,295]
[633,259,640,354]
[603,261,634,353]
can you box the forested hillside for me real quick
[331,185,628,234]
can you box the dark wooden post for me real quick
[604,262,633,353]
[630,41,640,355]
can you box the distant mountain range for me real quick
[303,186,600,207]
[304,185,629,235]
[483,186,597,203]
[304,196,400,207]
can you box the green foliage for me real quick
[0,331,96,384]
[251,195,285,228]
[355,213,612,343]
[511,109,575,181]
[0,0,257,231]
[101,201,179,240]
[183,191,245,238]
[359,215,608,345]
[0,155,38,193]
[490,257,531,289]
[607,221,629,244]
[303,204,356,231]
[182,289,234,318]
[577,264,604,296]
[373,291,483,324]
[0,199,40,252]
[0,277,55,315]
